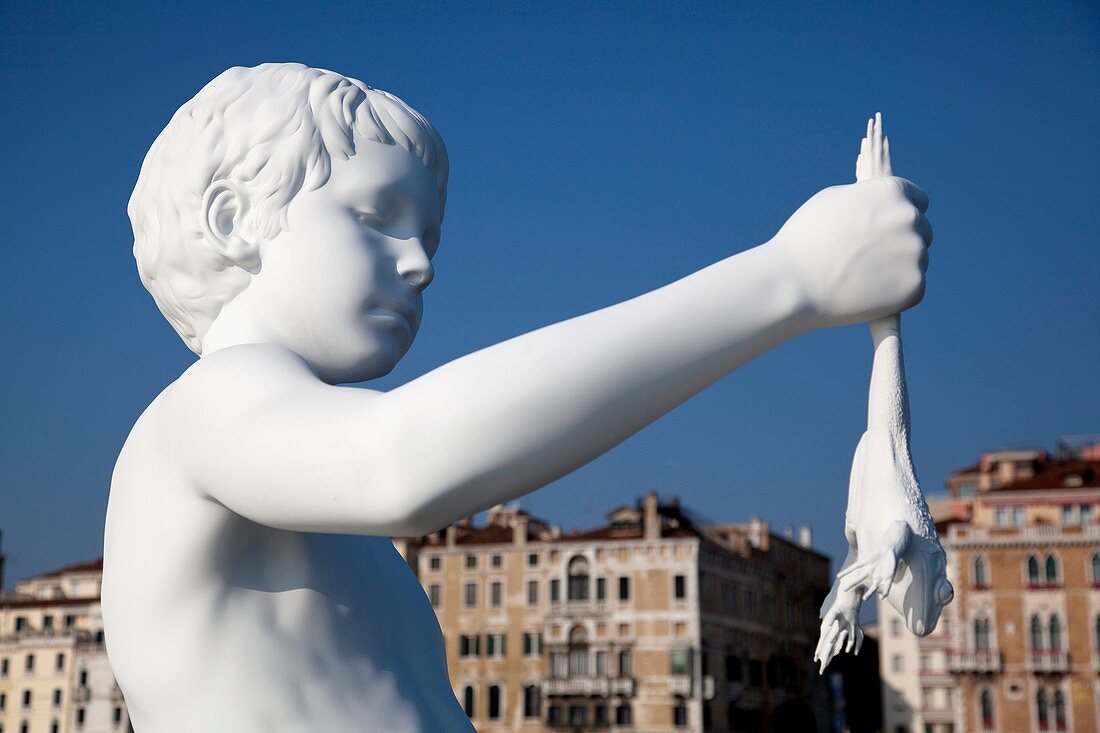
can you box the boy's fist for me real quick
[773,177,932,328]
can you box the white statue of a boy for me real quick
[103,63,932,732]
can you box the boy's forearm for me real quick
[377,240,814,532]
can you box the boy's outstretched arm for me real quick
[174,177,930,536]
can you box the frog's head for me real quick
[885,534,954,636]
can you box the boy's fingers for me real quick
[916,214,934,248]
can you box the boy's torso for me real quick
[101,388,472,733]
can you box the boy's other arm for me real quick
[180,177,930,536]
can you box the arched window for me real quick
[974,617,991,650]
[1037,690,1049,731]
[1030,615,1044,650]
[1091,553,1100,585]
[488,684,501,720]
[1027,555,1041,586]
[463,685,475,719]
[980,689,994,730]
[1045,554,1059,585]
[567,556,590,601]
[1053,691,1066,730]
[973,555,988,587]
[1049,615,1062,651]
[523,685,541,718]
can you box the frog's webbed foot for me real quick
[814,592,864,673]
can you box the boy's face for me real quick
[242,141,442,383]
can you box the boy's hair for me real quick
[129,63,449,353]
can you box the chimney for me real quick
[513,512,529,546]
[783,526,795,541]
[643,491,661,540]
[550,524,562,540]
[798,525,813,549]
[747,517,769,550]
[446,524,457,548]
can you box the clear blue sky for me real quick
[1,2,1097,586]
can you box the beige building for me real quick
[878,446,1100,733]
[397,492,833,732]
[0,560,129,733]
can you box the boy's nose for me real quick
[396,242,434,292]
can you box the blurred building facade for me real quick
[396,492,836,733]
[0,560,130,733]
[878,445,1100,733]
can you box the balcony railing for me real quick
[544,676,611,696]
[610,677,635,696]
[668,676,692,697]
[546,602,609,618]
[1027,649,1069,673]
[946,649,1002,673]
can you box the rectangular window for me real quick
[618,649,633,677]
[674,702,688,727]
[428,556,441,571]
[594,705,609,726]
[1,658,8,677]
[673,574,687,600]
[1061,504,1078,525]
[64,615,76,628]
[55,653,64,672]
[0,691,5,710]
[994,507,1008,526]
[550,652,567,678]
[547,705,562,725]
[1012,506,1025,525]
[527,580,539,605]
[595,651,607,676]
[618,576,631,601]
[43,615,54,629]
[428,583,441,608]
[523,632,541,656]
[569,705,587,727]
[53,689,61,707]
[464,582,478,608]
[113,707,122,724]
[460,634,481,657]
[550,579,561,603]
[465,554,478,570]
[670,648,690,675]
[487,633,504,657]
[595,577,607,601]
[616,704,632,725]
[527,552,539,567]
[892,654,904,673]
[25,654,34,673]
[490,581,503,608]
[76,707,86,725]
[14,617,27,632]
[491,554,503,569]
[22,690,31,708]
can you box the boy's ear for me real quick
[202,180,261,272]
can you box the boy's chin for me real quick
[310,347,405,385]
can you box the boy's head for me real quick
[129,63,449,360]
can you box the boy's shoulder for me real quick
[162,344,325,418]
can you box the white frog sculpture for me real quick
[814,115,954,672]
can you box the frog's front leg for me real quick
[838,520,912,601]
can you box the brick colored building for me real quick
[396,492,835,732]
[0,560,130,733]
[879,446,1100,733]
